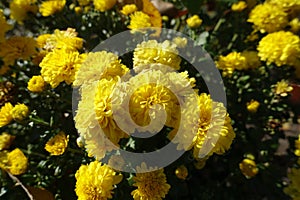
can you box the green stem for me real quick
[20,148,47,158]
[29,116,50,126]
[67,147,84,155]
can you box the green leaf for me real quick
[181,0,204,14]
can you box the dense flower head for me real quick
[241,51,261,69]
[246,100,260,113]
[93,0,117,12]
[141,0,162,29]
[231,1,248,12]
[267,0,300,14]
[11,103,29,121]
[128,11,152,31]
[274,80,293,96]
[186,15,202,28]
[257,31,300,67]
[295,134,300,156]
[172,37,188,48]
[27,75,46,93]
[44,132,69,156]
[77,0,91,6]
[9,0,38,24]
[40,48,86,88]
[42,28,83,52]
[7,148,28,175]
[284,167,300,199]
[0,82,15,107]
[175,165,188,180]
[289,18,300,33]
[172,93,235,158]
[74,51,129,87]
[248,3,288,33]
[216,52,248,76]
[0,132,15,151]
[0,103,13,128]
[39,0,66,17]
[0,36,37,66]
[121,4,138,15]
[75,161,123,200]
[239,158,259,178]
[0,10,12,43]
[131,166,170,200]
[133,40,181,71]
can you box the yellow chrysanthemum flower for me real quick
[121,4,138,15]
[0,151,9,171]
[93,0,117,12]
[141,0,162,29]
[133,40,181,71]
[247,100,260,113]
[186,15,202,28]
[77,0,91,6]
[216,52,248,76]
[175,165,188,180]
[172,93,235,158]
[131,165,170,200]
[231,1,248,12]
[94,79,128,145]
[248,3,288,33]
[257,31,300,67]
[295,134,300,156]
[241,50,261,69]
[128,11,152,31]
[172,37,188,48]
[45,132,69,156]
[11,103,29,121]
[239,158,259,179]
[27,75,46,93]
[0,10,12,43]
[0,132,15,151]
[40,48,86,88]
[284,167,300,199]
[43,28,83,52]
[289,18,300,33]
[0,36,37,66]
[39,0,66,17]
[36,34,51,48]
[0,103,14,128]
[274,80,293,97]
[9,0,38,24]
[74,51,129,87]
[75,161,123,200]
[267,0,300,14]
[7,148,28,175]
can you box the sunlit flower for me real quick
[9,0,38,24]
[73,51,129,87]
[0,36,37,66]
[267,0,300,14]
[131,163,170,200]
[0,103,13,128]
[7,148,28,175]
[0,10,12,43]
[257,31,300,67]
[0,132,15,151]
[186,15,202,28]
[128,11,152,31]
[11,103,29,121]
[40,48,86,88]
[231,1,248,11]
[43,28,83,51]
[141,0,162,28]
[246,100,260,113]
[27,75,46,93]
[295,134,300,156]
[248,3,288,33]
[39,0,66,17]
[75,161,123,200]
[172,93,235,158]
[172,37,188,48]
[216,52,247,76]
[45,132,69,156]
[121,4,138,15]
[239,158,259,178]
[274,80,293,97]
[175,165,188,180]
[93,0,117,12]
[133,40,181,71]
[36,34,51,48]
[284,167,300,199]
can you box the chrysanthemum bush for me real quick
[0,0,300,199]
